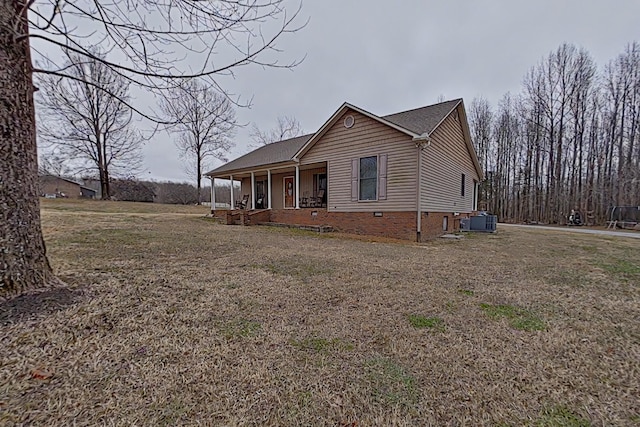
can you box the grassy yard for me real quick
[1,199,639,426]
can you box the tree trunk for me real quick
[1,0,56,298]
[196,154,202,205]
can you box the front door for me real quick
[284,176,295,208]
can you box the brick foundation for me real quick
[419,211,469,240]
[212,208,471,241]
[270,209,417,241]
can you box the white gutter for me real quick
[413,134,431,242]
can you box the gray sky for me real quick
[139,0,640,182]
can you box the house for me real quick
[205,99,483,241]
[39,175,97,199]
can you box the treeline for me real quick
[470,42,640,224]
[88,178,238,205]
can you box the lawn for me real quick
[1,199,639,426]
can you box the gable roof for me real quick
[382,99,461,136]
[293,100,462,160]
[205,98,480,178]
[207,134,312,175]
[40,175,82,186]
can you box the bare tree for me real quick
[37,50,144,199]
[154,181,199,205]
[111,178,155,202]
[214,183,239,206]
[469,97,493,210]
[161,81,236,204]
[1,0,304,297]
[250,115,303,146]
[477,42,638,225]
[37,145,72,177]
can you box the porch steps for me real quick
[225,209,270,226]
[259,222,334,234]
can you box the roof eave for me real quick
[456,101,484,181]
[205,160,298,178]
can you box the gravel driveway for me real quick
[499,223,640,239]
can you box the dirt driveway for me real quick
[500,223,640,239]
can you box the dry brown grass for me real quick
[1,200,639,426]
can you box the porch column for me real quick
[295,164,300,209]
[210,177,216,211]
[267,169,272,209]
[250,171,256,210]
[230,175,235,210]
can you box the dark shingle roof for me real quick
[207,134,313,175]
[206,99,462,176]
[382,99,461,135]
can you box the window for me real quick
[359,156,377,200]
[351,155,387,202]
[313,173,327,206]
[313,173,327,194]
[461,173,466,197]
[473,179,478,211]
[255,180,267,208]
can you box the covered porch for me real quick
[208,162,327,212]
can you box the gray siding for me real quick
[301,110,418,212]
[421,106,480,212]
[239,179,251,207]
[271,173,288,209]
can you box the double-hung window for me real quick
[351,154,387,202]
[359,156,378,201]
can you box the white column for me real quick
[295,165,300,209]
[250,171,256,210]
[230,175,235,210]
[210,177,216,211]
[267,170,272,209]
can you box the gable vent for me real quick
[344,115,355,128]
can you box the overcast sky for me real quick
[138,0,640,182]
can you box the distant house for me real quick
[205,99,483,241]
[39,175,97,199]
[81,178,102,199]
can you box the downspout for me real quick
[413,135,431,242]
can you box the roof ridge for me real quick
[382,98,462,118]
